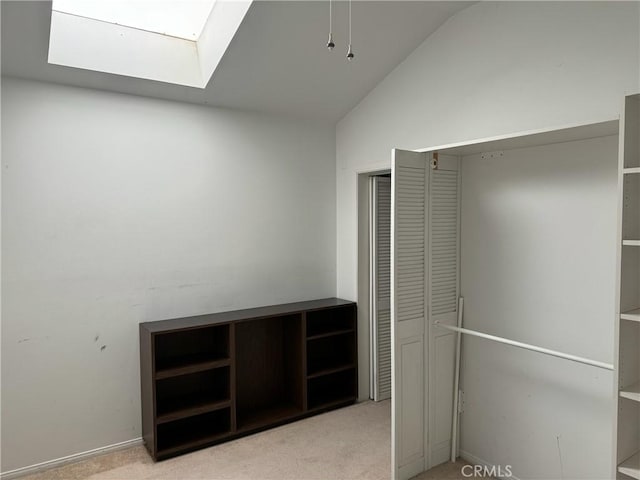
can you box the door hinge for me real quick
[457,389,464,414]
[431,152,439,170]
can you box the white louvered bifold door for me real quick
[391,149,427,480]
[426,154,460,468]
[371,176,392,401]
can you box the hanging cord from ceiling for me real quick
[326,0,335,50]
[325,0,354,61]
[346,0,354,60]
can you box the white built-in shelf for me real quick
[623,240,640,247]
[623,167,640,175]
[622,309,640,323]
[620,381,640,403]
[619,451,640,480]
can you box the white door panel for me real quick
[392,149,427,480]
[391,150,460,478]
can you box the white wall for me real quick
[335,1,639,477]
[337,1,639,301]
[459,135,618,478]
[1,78,336,472]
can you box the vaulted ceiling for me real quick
[1,1,471,122]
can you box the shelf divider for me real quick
[307,363,355,379]
[155,358,230,380]
[307,328,354,341]
[157,399,231,424]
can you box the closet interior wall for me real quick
[457,133,619,480]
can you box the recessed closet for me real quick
[391,95,639,480]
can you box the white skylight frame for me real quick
[52,0,218,41]
[48,0,253,88]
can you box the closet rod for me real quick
[433,322,614,371]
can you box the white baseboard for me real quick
[459,450,522,480]
[0,437,143,480]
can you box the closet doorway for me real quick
[357,170,392,402]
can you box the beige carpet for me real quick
[20,400,479,480]
[412,461,482,479]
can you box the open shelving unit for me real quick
[305,307,357,411]
[140,298,357,460]
[615,94,640,480]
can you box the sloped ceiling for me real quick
[1,1,471,122]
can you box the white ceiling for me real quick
[1,1,471,122]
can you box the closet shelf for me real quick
[621,308,640,323]
[618,451,640,480]
[623,240,640,247]
[620,382,640,403]
[623,167,640,175]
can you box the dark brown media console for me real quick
[140,298,357,460]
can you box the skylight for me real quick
[52,0,217,41]
[48,0,253,88]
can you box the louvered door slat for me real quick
[429,168,458,317]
